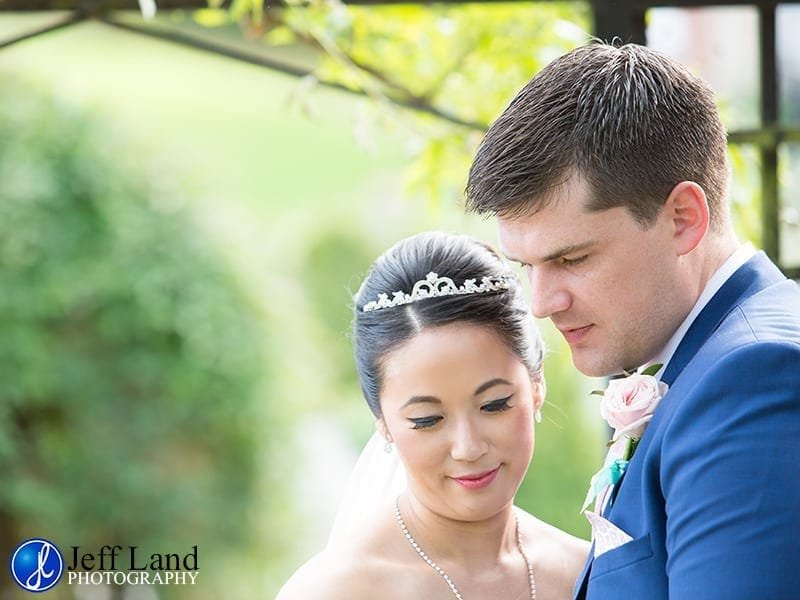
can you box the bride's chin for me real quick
[407,478,517,521]
[451,500,516,524]
[440,492,517,522]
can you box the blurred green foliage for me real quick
[729,144,763,246]
[520,323,604,532]
[0,75,270,597]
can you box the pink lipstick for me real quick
[452,467,500,490]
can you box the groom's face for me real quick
[497,175,687,377]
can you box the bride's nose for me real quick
[449,418,489,462]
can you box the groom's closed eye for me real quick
[559,255,588,267]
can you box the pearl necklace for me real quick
[394,497,537,600]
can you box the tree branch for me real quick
[100,15,488,131]
[0,10,86,48]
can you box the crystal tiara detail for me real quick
[361,271,512,313]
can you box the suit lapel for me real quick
[661,252,784,386]
[573,543,593,599]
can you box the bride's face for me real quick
[378,321,543,521]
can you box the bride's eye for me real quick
[482,396,513,413]
[408,416,443,430]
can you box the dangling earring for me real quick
[534,408,542,424]
[384,435,394,453]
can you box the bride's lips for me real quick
[560,325,593,345]
[451,467,500,490]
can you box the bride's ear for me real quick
[533,375,546,409]
[375,418,392,442]
[534,375,547,408]
[532,376,546,419]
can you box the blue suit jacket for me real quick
[574,252,800,599]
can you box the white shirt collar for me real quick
[650,242,756,379]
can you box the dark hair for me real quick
[352,231,543,418]
[466,42,729,231]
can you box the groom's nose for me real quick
[527,266,571,319]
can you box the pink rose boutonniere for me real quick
[598,365,668,456]
[582,364,668,512]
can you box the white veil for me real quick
[326,431,407,549]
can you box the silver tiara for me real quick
[362,271,512,313]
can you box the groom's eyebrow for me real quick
[542,241,595,262]
[505,240,596,266]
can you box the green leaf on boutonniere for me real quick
[623,437,641,461]
[640,363,663,377]
[590,390,605,396]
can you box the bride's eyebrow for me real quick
[401,395,441,409]
[400,379,513,408]
[474,378,513,396]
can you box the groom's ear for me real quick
[664,181,710,256]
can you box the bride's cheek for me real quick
[510,413,536,458]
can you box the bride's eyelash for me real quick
[482,396,513,412]
[408,416,443,430]
[408,396,514,429]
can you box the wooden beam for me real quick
[759,2,780,263]
[0,0,214,10]
[640,0,800,6]
[592,0,646,45]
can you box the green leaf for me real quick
[193,8,230,28]
[265,26,297,46]
[590,390,605,396]
[623,437,641,461]
[640,363,663,377]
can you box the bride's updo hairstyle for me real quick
[353,231,543,417]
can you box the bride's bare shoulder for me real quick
[275,549,391,600]
[276,517,407,600]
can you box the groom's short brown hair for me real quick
[465,43,729,231]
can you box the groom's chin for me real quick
[570,352,617,379]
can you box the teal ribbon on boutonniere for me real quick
[581,458,629,512]
[581,364,667,513]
